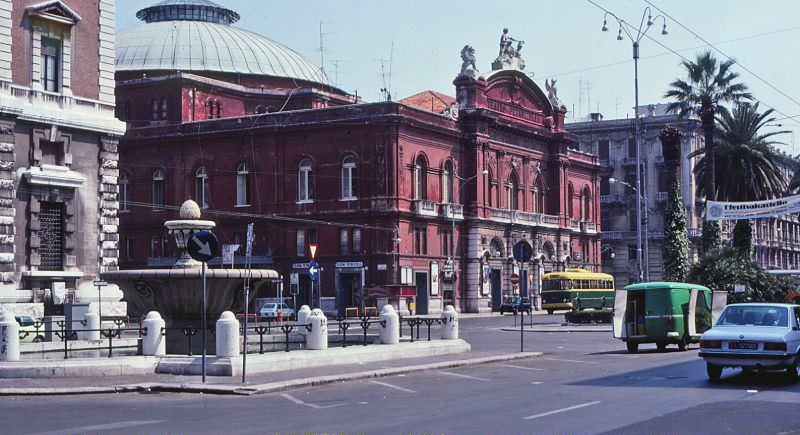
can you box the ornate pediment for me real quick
[483,69,553,126]
[26,1,82,26]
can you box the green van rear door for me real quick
[645,288,670,337]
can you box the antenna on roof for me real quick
[318,21,333,76]
[374,42,395,102]
[329,59,347,88]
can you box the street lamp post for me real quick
[450,169,488,311]
[601,8,667,282]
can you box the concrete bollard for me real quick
[297,305,311,337]
[0,311,19,361]
[441,305,459,340]
[81,311,101,341]
[142,311,166,356]
[379,304,400,344]
[216,311,240,357]
[305,308,328,350]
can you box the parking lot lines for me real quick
[280,393,348,409]
[539,357,597,364]
[523,401,602,420]
[367,380,417,393]
[498,363,545,371]
[440,371,490,381]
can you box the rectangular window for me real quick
[352,228,361,253]
[627,138,637,158]
[628,245,637,262]
[340,228,349,255]
[296,230,305,257]
[125,237,135,261]
[441,228,452,257]
[152,179,164,211]
[41,38,60,92]
[414,227,427,255]
[39,141,62,166]
[598,140,610,160]
[38,202,65,271]
[150,236,160,258]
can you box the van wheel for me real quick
[678,335,689,352]
[656,342,667,353]
[707,363,722,382]
[626,342,638,353]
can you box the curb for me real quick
[0,352,542,396]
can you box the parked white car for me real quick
[259,303,294,320]
[699,303,800,381]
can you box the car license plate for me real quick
[729,342,758,350]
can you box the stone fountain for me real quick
[103,200,278,354]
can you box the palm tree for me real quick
[665,50,752,252]
[692,102,789,254]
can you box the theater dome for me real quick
[116,0,331,86]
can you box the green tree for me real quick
[663,183,689,281]
[688,247,791,304]
[693,102,788,254]
[665,51,751,250]
[700,220,722,254]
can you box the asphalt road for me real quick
[5,315,800,434]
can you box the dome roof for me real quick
[116,0,331,86]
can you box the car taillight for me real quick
[764,342,787,351]
[700,340,721,349]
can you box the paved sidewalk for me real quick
[0,349,537,394]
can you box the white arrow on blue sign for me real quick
[188,230,219,263]
[308,260,320,281]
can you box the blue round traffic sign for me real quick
[188,230,219,262]
[308,260,320,281]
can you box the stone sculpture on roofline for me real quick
[492,27,525,71]
[459,45,479,79]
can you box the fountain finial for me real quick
[179,199,202,219]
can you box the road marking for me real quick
[530,381,543,385]
[498,363,545,371]
[524,401,602,420]
[539,357,597,364]
[34,420,165,435]
[280,393,347,409]
[440,371,490,381]
[368,380,417,393]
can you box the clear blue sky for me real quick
[117,0,800,154]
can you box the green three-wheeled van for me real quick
[613,282,728,353]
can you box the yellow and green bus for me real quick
[541,268,615,314]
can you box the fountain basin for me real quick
[103,268,278,354]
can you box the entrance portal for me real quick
[490,269,502,311]
[415,271,428,314]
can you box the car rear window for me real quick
[718,306,788,327]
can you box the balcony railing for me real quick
[1,80,116,115]
[412,199,438,217]
[600,159,615,168]
[600,194,624,205]
[439,203,464,220]
[581,221,597,233]
[569,219,580,230]
[487,208,560,227]
[622,157,646,167]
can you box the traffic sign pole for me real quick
[201,260,207,383]
[242,223,254,384]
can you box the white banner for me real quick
[706,194,800,221]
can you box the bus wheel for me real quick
[626,342,638,353]
[546,309,554,315]
[656,342,667,353]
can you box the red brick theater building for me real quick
[116,0,602,314]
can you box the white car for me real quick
[259,303,294,320]
[699,303,800,381]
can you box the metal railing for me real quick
[39,319,144,360]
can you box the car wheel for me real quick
[33,336,43,343]
[499,309,504,315]
[626,342,638,353]
[656,342,667,353]
[707,362,723,382]
[787,357,800,382]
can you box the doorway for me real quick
[338,272,362,315]
[298,274,312,308]
[490,268,502,311]
[415,271,428,314]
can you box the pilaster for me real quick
[0,0,11,81]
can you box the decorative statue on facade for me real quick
[459,45,478,78]
[545,78,563,108]
[492,28,525,70]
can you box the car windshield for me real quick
[718,306,788,327]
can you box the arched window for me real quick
[414,155,427,200]
[567,184,574,218]
[152,169,164,210]
[195,167,209,208]
[215,101,222,118]
[582,186,591,221]
[442,160,454,204]
[160,98,168,120]
[341,156,357,199]
[298,159,313,202]
[120,171,130,211]
[507,172,519,211]
[534,177,544,214]
[150,99,159,121]
[236,163,250,206]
